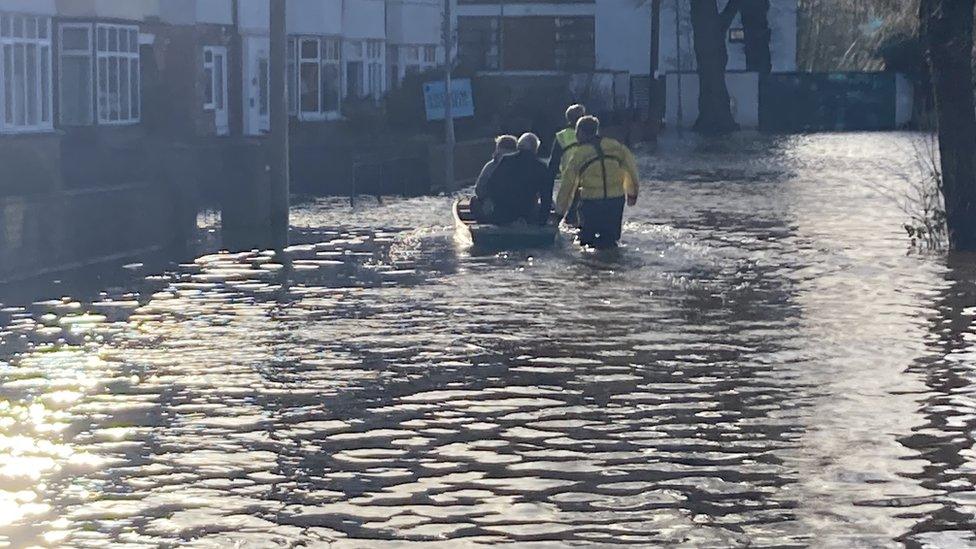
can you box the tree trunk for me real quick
[740,0,772,73]
[920,0,976,250]
[691,0,740,134]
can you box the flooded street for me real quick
[2,132,976,547]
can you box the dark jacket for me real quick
[487,150,554,225]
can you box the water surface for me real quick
[2,133,975,548]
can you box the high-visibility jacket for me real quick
[556,137,639,215]
[548,127,579,180]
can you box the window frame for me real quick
[292,35,342,121]
[58,22,93,126]
[0,12,54,134]
[94,22,140,126]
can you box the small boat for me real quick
[453,198,559,249]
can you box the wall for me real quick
[665,71,759,129]
[659,0,798,74]
[0,0,56,15]
[55,0,159,20]
[158,0,232,26]
[387,0,442,45]
[288,0,341,36]
[238,0,268,34]
[457,2,594,17]
[595,0,650,76]
[343,0,386,39]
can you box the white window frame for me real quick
[94,22,140,126]
[0,13,53,134]
[203,45,227,112]
[293,35,341,121]
[365,39,384,100]
[58,22,92,126]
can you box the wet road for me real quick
[2,133,976,547]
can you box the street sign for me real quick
[423,79,475,121]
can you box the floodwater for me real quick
[1,132,975,548]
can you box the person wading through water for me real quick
[555,116,639,249]
[549,104,586,226]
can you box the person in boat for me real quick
[485,132,553,226]
[550,104,586,226]
[472,134,518,221]
[556,116,639,249]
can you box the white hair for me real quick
[517,133,540,153]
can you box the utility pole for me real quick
[269,0,290,248]
[649,0,661,125]
[443,0,456,191]
[674,0,683,132]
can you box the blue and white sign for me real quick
[423,79,475,121]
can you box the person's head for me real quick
[575,115,600,143]
[517,132,541,155]
[565,104,586,128]
[493,134,518,159]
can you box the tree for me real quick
[739,0,771,73]
[919,0,976,250]
[690,0,741,133]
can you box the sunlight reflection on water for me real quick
[1,132,975,547]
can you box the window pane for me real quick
[98,57,107,120]
[130,58,139,119]
[97,27,107,51]
[13,44,25,125]
[109,28,118,52]
[26,44,37,125]
[215,55,224,109]
[3,46,12,124]
[62,27,89,51]
[60,55,92,125]
[259,57,268,116]
[287,60,296,113]
[300,62,318,113]
[204,66,213,105]
[1,16,9,38]
[109,56,119,120]
[346,61,362,98]
[204,49,213,63]
[322,63,339,112]
[41,46,50,122]
[301,39,318,60]
[26,17,36,39]
[120,56,130,118]
[38,19,47,39]
[13,16,23,38]
[129,30,138,52]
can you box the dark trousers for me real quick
[578,196,625,249]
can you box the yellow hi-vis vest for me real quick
[556,137,639,214]
[556,128,578,150]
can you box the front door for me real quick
[204,46,229,135]
[243,36,270,135]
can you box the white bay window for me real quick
[0,13,53,133]
[58,22,140,127]
[293,36,340,120]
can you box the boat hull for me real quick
[453,198,558,249]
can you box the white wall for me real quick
[288,0,341,36]
[457,2,593,17]
[0,0,57,15]
[238,0,268,33]
[56,0,158,20]
[665,71,759,129]
[197,0,233,25]
[387,0,441,46]
[343,0,385,40]
[596,0,651,76]
[659,0,797,74]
